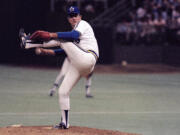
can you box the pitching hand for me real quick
[35,48,56,56]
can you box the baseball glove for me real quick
[30,30,51,41]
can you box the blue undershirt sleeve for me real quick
[56,30,80,40]
[53,48,64,55]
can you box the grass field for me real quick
[0,64,180,135]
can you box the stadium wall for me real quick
[113,45,180,66]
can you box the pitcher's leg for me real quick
[55,58,70,85]
[58,64,80,110]
[49,58,70,96]
[25,40,61,49]
[85,73,93,98]
[58,63,80,127]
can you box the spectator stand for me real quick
[114,0,180,46]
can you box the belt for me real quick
[87,50,98,61]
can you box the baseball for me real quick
[35,48,42,55]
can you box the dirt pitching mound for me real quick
[0,126,140,135]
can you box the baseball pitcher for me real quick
[19,6,99,129]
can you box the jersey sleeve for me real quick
[74,21,88,35]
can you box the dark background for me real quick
[1,0,180,66]
[0,0,70,66]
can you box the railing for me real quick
[90,0,133,27]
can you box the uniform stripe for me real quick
[88,50,98,60]
[65,110,68,127]
[72,42,98,61]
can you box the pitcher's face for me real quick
[68,14,82,28]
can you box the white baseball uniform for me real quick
[24,19,99,126]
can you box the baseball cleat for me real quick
[54,122,69,129]
[86,94,93,98]
[19,28,29,49]
[49,89,55,97]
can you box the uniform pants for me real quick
[59,42,96,110]
[26,40,96,110]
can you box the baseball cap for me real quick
[67,6,80,15]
